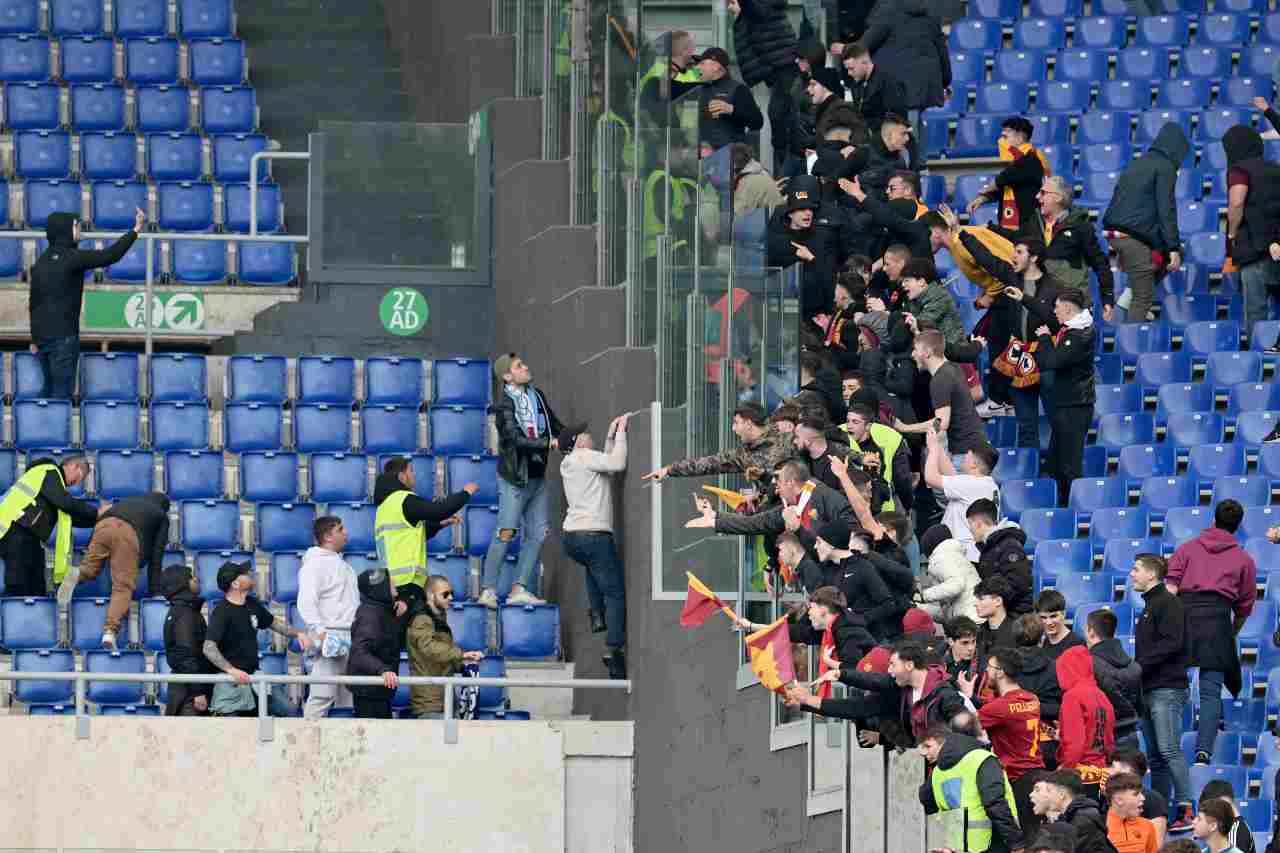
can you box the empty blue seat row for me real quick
[0,0,233,38]
[0,34,245,83]
[4,83,256,135]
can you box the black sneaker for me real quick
[603,647,627,680]
[1264,422,1280,444]
[589,610,607,634]
[1193,749,1211,766]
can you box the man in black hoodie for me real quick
[727,0,797,174]
[1222,123,1280,340]
[1033,290,1096,505]
[919,725,1025,853]
[1084,608,1142,751]
[0,454,99,596]
[57,491,170,649]
[768,176,844,320]
[1041,769,1117,853]
[29,208,144,398]
[347,568,402,719]
[1102,122,1189,324]
[160,563,215,716]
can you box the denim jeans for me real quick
[902,533,922,578]
[1142,687,1192,809]
[1012,370,1054,450]
[481,476,549,595]
[562,531,626,649]
[1241,258,1280,341]
[35,335,79,399]
[1196,669,1226,757]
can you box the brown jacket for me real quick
[407,609,464,715]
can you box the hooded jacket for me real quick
[372,471,471,546]
[919,734,1025,853]
[697,72,765,152]
[1102,123,1189,254]
[767,199,848,318]
[1054,797,1118,853]
[1036,312,1096,409]
[347,569,401,699]
[29,213,139,340]
[975,522,1035,616]
[296,546,359,633]
[162,571,215,714]
[1223,124,1280,268]
[730,0,797,88]
[1055,645,1115,771]
[1019,645,1064,723]
[788,606,877,668]
[406,604,465,715]
[861,0,950,111]
[1167,527,1258,620]
[4,457,100,542]
[99,493,170,583]
[838,550,912,643]
[1088,637,1142,740]
[906,280,966,346]
[919,538,981,622]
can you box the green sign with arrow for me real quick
[83,291,206,331]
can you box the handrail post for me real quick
[443,677,458,744]
[143,234,153,356]
[75,674,89,739]
[257,678,273,742]
[249,151,310,236]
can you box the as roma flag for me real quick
[680,572,735,628]
[746,617,796,693]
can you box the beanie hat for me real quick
[492,353,518,381]
[919,524,953,558]
[902,607,937,636]
[816,518,853,549]
[557,421,589,453]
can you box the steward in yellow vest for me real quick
[0,455,99,596]
[920,729,1024,853]
[373,457,475,604]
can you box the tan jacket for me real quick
[406,610,464,715]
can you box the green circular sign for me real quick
[379,287,428,336]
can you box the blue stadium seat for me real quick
[1038,80,1090,114]
[1160,293,1217,329]
[5,82,57,130]
[236,242,294,285]
[1080,172,1120,207]
[501,604,560,659]
[212,133,266,183]
[1070,478,1128,513]
[60,37,114,85]
[976,82,1029,114]
[308,453,368,503]
[447,455,500,504]
[257,502,315,553]
[293,403,352,454]
[0,34,49,81]
[992,447,1039,483]
[1256,320,1280,355]
[1,597,57,649]
[1165,412,1225,449]
[14,355,54,398]
[81,133,137,181]
[90,181,147,230]
[1095,383,1144,418]
[1082,445,1109,478]
[970,0,1020,16]
[326,503,375,553]
[50,0,102,34]
[1091,507,1152,543]
[365,357,423,406]
[1115,322,1171,364]
[954,172,998,207]
[224,402,283,453]
[227,354,287,402]
[949,51,985,86]
[1135,110,1193,149]
[15,130,70,178]
[1076,16,1126,48]
[188,38,244,85]
[1047,574,1111,614]
[1237,411,1280,447]
[85,650,145,705]
[0,236,20,275]
[150,353,206,401]
[1030,0,1082,15]
[1204,171,1230,207]
[1206,352,1263,389]
[171,239,227,284]
[1174,170,1204,202]
[80,351,138,400]
[1231,383,1280,416]
[434,358,490,406]
[1196,12,1249,46]
[1187,232,1227,270]
[1158,79,1210,110]
[921,118,949,158]
[1027,114,1070,147]
[125,37,179,85]
[148,133,203,181]
[239,451,298,503]
[201,85,257,136]
[1135,14,1190,46]
[1257,446,1280,483]
[1013,19,1065,50]
[158,182,215,230]
[446,602,488,652]
[1155,383,1214,423]
[1199,109,1250,144]
[1213,476,1273,508]
[1118,47,1165,81]
[430,406,487,455]
[136,84,189,132]
[1080,142,1132,175]
[986,416,1019,449]
[1034,538,1092,581]
[180,499,238,550]
[378,453,437,500]
[1103,538,1163,575]
[464,504,512,557]
[1135,352,1192,389]
[164,450,222,499]
[1179,47,1230,79]
[95,449,154,498]
[297,356,355,405]
[1176,202,1214,234]
[1252,539,1280,574]
[13,649,74,703]
[1221,78,1271,108]
[13,399,71,448]
[361,405,418,454]
[1055,49,1108,84]
[1021,509,1079,547]
[430,554,471,601]
[993,49,1047,83]
[0,0,37,34]
[69,597,113,649]
[25,180,79,229]
[179,0,234,37]
[70,83,125,131]
[82,400,140,449]
[1000,479,1059,523]
[1098,414,1156,451]
[1188,443,1248,484]
[1099,80,1150,112]
[1139,476,1199,516]
[150,401,210,450]
[921,175,947,208]
[114,0,166,36]
[1078,112,1130,146]
[427,516,456,554]
[269,552,301,604]
[1181,732,1243,766]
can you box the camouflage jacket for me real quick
[666,427,796,484]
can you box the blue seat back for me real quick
[95,449,155,499]
[361,405,419,454]
[446,602,488,652]
[14,399,72,449]
[430,406,488,455]
[13,649,74,703]
[297,356,355,405]
[293,403,352,454]
[82,400,141,449]
[239,451,299,503]
[150,353,207,401]
[224,402,284,453]
[269,552,302,603]
[85,649,146,704]
[500,604,560,659]
[180,499,239,550]
[309,453,369,503]
[365,357,423,406]
[139,598,168,651]
[164,450,223,499]
[257,502,316,553]
[433,358,491,406]
[326,503,376,553]
[446,455,500,504]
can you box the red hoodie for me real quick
[1055,645,1114,779]
[903,663,962,741]
[1167,527,1258,619]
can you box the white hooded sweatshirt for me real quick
[296,546,359,632]
[919,538,981,623]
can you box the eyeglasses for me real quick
[441,591,454,599]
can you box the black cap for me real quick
[919,524,952,558]
[216,560,253,592]
[557,421,589,453]
[160,563,193,599]
[815,518,853,549]
[694,47,730,69]
[809,66,844,97]
[787,175,821,212]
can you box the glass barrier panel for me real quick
[593,1,641,287]
[545,0,571,161]
[516,0,547,99]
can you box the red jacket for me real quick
[1055,645,1115,772]
[903,663,966,741]
[1167,527,1258,620]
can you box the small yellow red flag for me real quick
[746,616,796,693]
[680,572,737,628]
[701,484,750,511]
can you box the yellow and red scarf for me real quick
[997,139,1052,232]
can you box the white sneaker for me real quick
[506,588,546,606]
[477,588,499,610]
[101,632,117,651]
[55,568,80,606]
[975,400,1012,419]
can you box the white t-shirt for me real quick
[941,474,1000,560]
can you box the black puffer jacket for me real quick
[975,522,1035,616]
[30,212,138,339]
[1036,322,1097,409]
[492,386,564,488]
[1089,637,1143,740]
[1103,123,1189,255]
[347,569,402,700]
[788,606,877,665]
[731,0,797,88]
[1053,797,1116,853]
[861,0,951,111]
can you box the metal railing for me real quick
[2,670,631,744]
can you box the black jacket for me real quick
[861,0,950,111]
[715,480,855,550]
[836,551,910,642]
[1135,583,1189,691]
[162,586,215,715]
[980,149,1047,236]
[100,493,170,585]
[697,75,764,152]
[1020,645,1064,722]
[920,734,1025,853]
[1102,123,1189,254]
[1229,155,1280,269]
[1053,797,1118,853]
[5,458,100,542]
[30,213,138,340]
[766,204,847,318]
[847,66,907,133]
[861,195,933,260]
[801,361,848,424]
[1089,637,1143,739]
[788,606,877,666]
[993,208,1115,309]
[492,386,564,488]
[847,133,915,200]
[975,524,1035,616]
[347,570,402,700]
[1035,323,1096,409]
[372,472,471,546]
[730,0,797,88]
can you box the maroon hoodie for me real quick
[1167,527,1258,619]
[903,663,965,741]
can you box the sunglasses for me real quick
[441,591,454,599]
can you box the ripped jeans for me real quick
[480,476,549,596]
